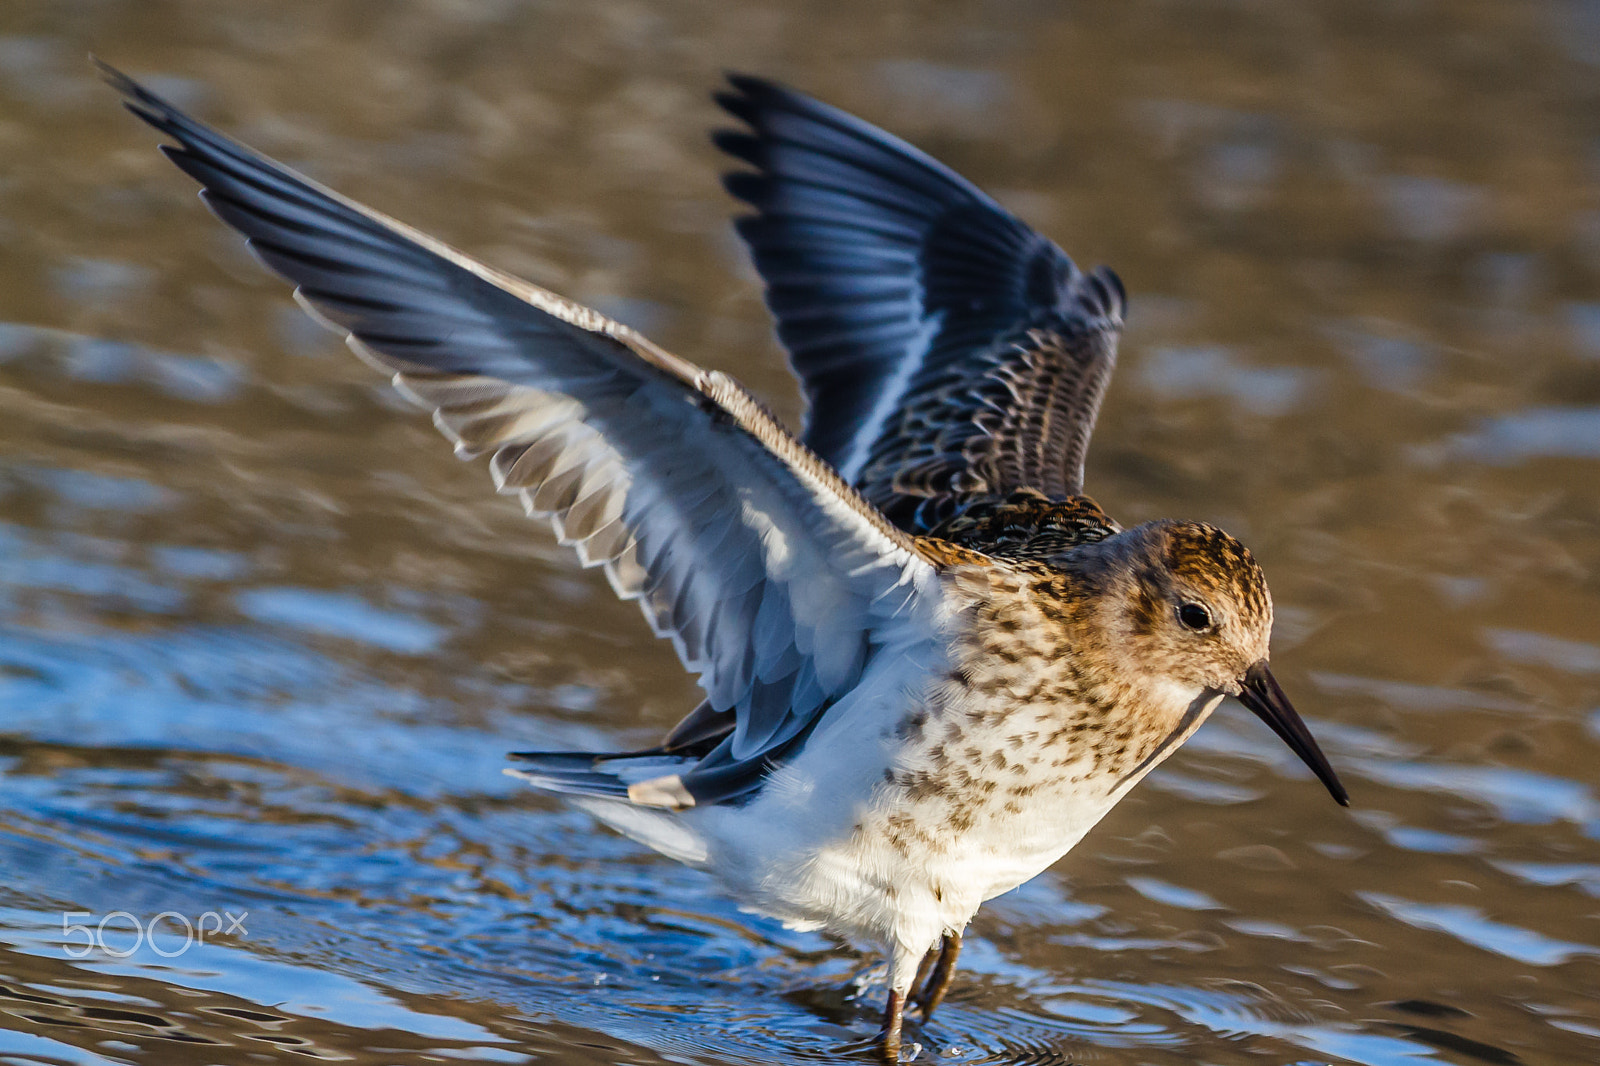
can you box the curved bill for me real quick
[1236,661,1349,806]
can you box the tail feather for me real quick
[503,765,631,799]
[571,796,709,866]
[504,749,711,866]
[505,749,695,801]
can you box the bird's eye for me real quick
[1178,602,1212,631]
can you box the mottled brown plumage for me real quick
[855,314,1124,533]
[925,487,1119,559]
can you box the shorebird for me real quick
[104,63,1348,1059]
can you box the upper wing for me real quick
[103,63,943,801]
[717,75,1125,533]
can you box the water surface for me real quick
[1,2,1598,1063]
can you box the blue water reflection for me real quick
[0,3,1598,1063]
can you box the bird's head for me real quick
[1069,520,1348,805]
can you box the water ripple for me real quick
[1360,893,1598,967]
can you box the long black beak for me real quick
[1236,661,1349,806]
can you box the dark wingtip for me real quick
[715,74,801,132]
[88,53,120,83]
[712,128,763,166]
[722,71,779,96]
[92,57,188,143]
[717,72,817,119]
[711,89,747,115]
[91,55,148,104]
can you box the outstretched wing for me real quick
[717,75,1125,533]
[103,63,943,806]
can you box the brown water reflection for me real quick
[1,1,1598,1063]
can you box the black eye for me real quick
[1178,602,1212,631]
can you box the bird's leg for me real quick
[875,943,927,1062]
[913,932,962,1021]
[877,987,905,1062]
[910,945,936,998]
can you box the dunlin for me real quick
[105,64,1348,1059]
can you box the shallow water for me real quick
[1,2,1598,1063]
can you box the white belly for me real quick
[693,652,1221,957]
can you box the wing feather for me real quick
[103,62,944,806]
[717,75,1126,532]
